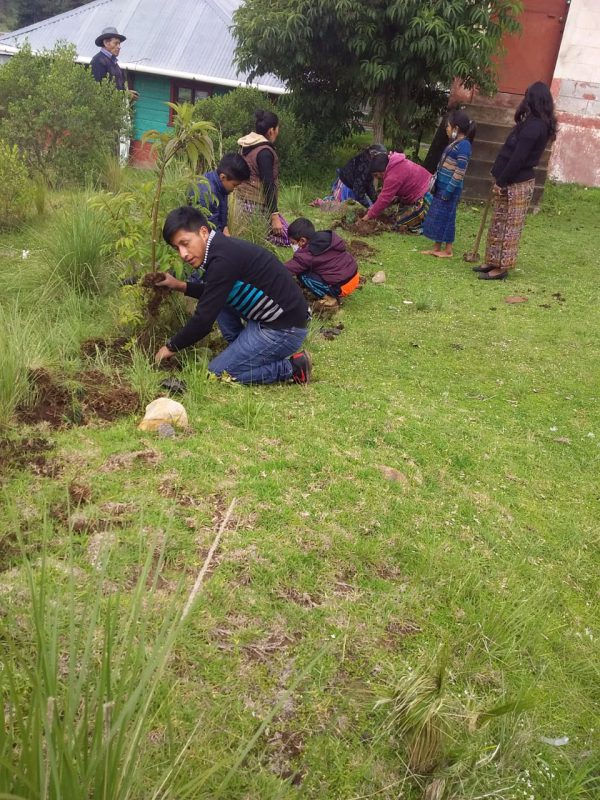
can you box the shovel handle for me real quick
[471,189,493,253]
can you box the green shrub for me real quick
[0,43,128,187]
[0,140,31,229]
[191,87,322,180]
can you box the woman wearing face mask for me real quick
[474,82,557,280]
[421,110,477,259]
[236,109,289,246]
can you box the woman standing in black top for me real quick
[475,82,557,281]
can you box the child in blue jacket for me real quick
[190,153,250,235]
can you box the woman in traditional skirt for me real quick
[421,110,476,258]
[363,152,433,232]
[475,82,557,280]
[236,109,290,246]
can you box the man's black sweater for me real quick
[167,233,308,352]
[492,115,550,188]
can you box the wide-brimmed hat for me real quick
[95,27,126,47]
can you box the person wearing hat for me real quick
[90,27,138,101]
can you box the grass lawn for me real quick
[0,181,599,799]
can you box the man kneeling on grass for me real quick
[154,207,312,384]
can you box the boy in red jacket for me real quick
[285,218,360,301]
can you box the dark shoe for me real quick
[290,350,312,384]
[472,264,494,273]
[478,270,508,281]
[160,377,187,394]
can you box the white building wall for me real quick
[549,0,600,186]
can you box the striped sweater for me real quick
[167,233,308,352]
[434,139,472,199]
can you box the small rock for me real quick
[372,271,386,284]
[157,423,176,439]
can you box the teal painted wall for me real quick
[130,74,234,140]
[131,73,171,140]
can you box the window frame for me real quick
[169,80,213,124]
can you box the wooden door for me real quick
[497,0,569,94]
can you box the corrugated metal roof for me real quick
[0,0,286,92]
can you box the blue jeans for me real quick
[209,306,307,385]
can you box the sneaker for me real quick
[290,350,312,384]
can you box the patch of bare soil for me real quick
[266,729,306,785]
[80,370,139,421]
[277,586,321,608]
[100,449,161,472]
[0,435,56,477]
[80,336,130,362]
[17,368,139,429]
[243,630,297,663]
[347,239,378,259]
[381,619,422,649]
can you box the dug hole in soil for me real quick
[17,368,139,429]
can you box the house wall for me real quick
[128,72,231,165]
[131,73,171,140]
[548,0,600,186]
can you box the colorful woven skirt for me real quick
[484,178,535,270]
[391,192,432,232]
[422,191,461,244]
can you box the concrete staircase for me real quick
[461,101,552,207]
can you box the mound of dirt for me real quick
[347,239,378,259]
[340,218,390,236]
[17,368,139,429]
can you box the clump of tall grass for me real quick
[0,305,48,428]
[375,652,533,797]
[376,657,450,775]
[127,344,162,405]
[36,201,116,295]
[228,193,277,253]
[99,152,124,193]
[0,519,329,798]
[0,530,199,798]
[279,183,311,218]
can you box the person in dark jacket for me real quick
[335,144,387,207]
[285,218,360,301]
[154,207,312,384]
[310,144,386,209]
[190,153,250,235]
[90,26,138,101]
[475,81,557,281]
